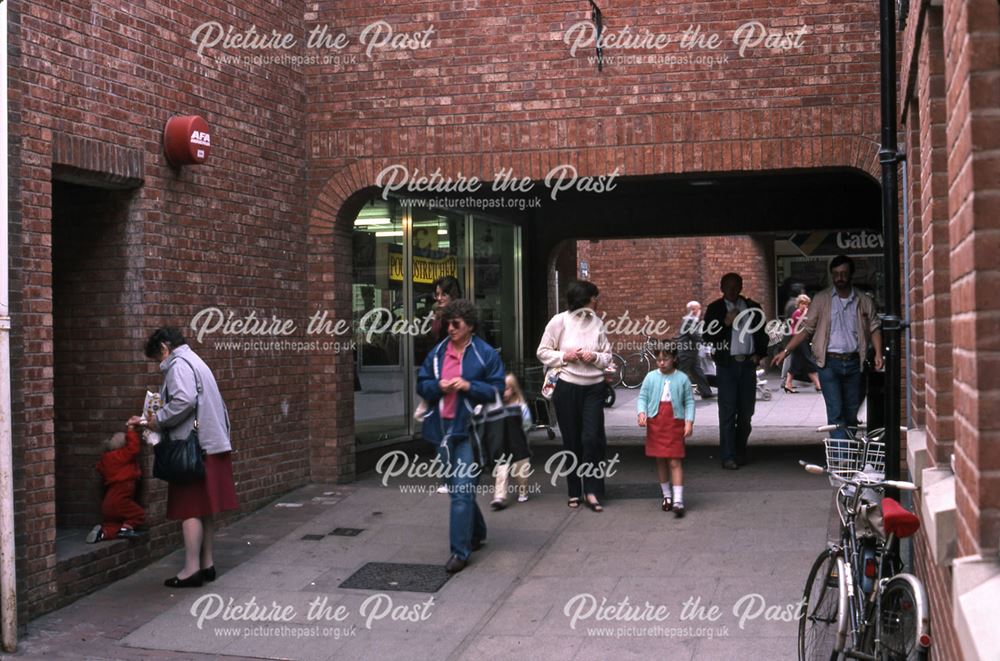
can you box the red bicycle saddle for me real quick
[882,497,920,538]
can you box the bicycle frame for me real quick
[800,424,931,661]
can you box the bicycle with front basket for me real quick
[798,423,931,661]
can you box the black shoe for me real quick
[471,539,485,552]
[490,500,506,511]
[585,496,603,512]
[661,496,673,512]
[117,527,142,539]
[445,555,468,573]
[722,460,739,470]
[201,566,217,582]
[673,503,686,518]
[164,573,204,588]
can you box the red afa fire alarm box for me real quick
[163,115,211,166]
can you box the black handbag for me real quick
[470,391,532,468]
[152,356,206,483]
[153,430,205,483]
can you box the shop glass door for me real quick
[353,200,409,444]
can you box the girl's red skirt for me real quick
[166,451,239,520]
[644,401,687,459]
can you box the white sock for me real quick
[660,482,671,497]
[672,485,684,505]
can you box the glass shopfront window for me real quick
[352,200,522,446]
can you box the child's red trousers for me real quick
[101,481,144,539]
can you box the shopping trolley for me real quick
[509,361,557,440]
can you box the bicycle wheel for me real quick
[603,383,616,408]
[608,354,626,388]
[799,549,841,661]
[620,352,649,389]
[878,577,924,660]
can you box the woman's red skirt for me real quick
[645,401,687,459]
[166,451,239,520]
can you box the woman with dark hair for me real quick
[128,327,237,588]
[536,280,612,511]
[417,299,505,573]
[431,275,463,341]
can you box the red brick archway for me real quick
[305,133,883,481]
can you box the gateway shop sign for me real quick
[789,230,884,256]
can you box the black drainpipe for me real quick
[878,0,906,485]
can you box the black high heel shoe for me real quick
[164,572,204,588]
[782,386,798,394]
[201,566,217,582]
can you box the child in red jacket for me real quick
[87,426,145,542]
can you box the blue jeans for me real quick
[817,355,863,440]
[444,436,486,561]
[716,359,757,464]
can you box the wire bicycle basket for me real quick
[824,437,886,484]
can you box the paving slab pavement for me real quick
[7,386,843,660]
[6,421,840,661]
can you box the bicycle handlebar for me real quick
[799,461,917,491]
[815,424,908,433]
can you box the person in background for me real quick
[677,300,714,399]
[490,373,533,510]
[536,280,612,512]
[773,255,883,439]
[782,294,822,393]
[704,273,769,470]
[780,282,807,388]
[431,275,462,342]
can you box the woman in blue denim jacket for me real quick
[417,299,505,573]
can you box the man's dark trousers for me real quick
[716,359,757,464]
[679,350,713,397]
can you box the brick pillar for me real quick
[944,0,1000,558]
[904,101,925,428]
[918,8,954,466]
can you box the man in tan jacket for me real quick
[772,255,883,439]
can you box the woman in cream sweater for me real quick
[536,280,612,512]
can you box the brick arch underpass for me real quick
[303,135,884,481]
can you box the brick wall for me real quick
[576,236,773,352]
[943,0,1000,559]
[917,8,955,467]
[9,0,311,618]
[899,1,1000,658]
[913,502,963,661]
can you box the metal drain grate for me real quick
[329,528,364,537]
[300,534,326,541]
[339,562,451,593]
[604,483,662,500]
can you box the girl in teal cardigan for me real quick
[637,344,695,517]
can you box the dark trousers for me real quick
[678,350,713,396]
[716,360,757,464]
[552,381,607,499]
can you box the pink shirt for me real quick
[440,341,464,419]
